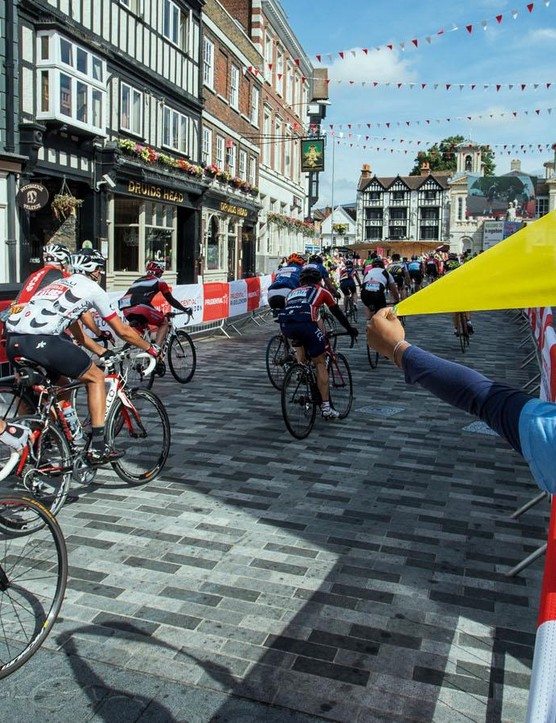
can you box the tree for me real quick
[408,135,496,176]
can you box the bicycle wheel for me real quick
[350,303,358,324]
[265,334,293,391]
[281,363,317,439]
[105,389,170,485]
[168,330,196,384]
[367,345,379,369]
[1,419,72,532]
[0,493,67,679]
[456,314,469,353]
[328,352,353,419]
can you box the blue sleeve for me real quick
[402,345,531,455]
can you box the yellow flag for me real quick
[396,211,556,316]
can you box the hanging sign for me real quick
[17,183,49,211]
[301,139,325,172]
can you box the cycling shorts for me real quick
[7,332,92,380]
[393,277,405,289]
[409,270,423,283]
[280,320,326,358]
[123,304,165,328]
[361,289,388,313]
[339,279,356,295]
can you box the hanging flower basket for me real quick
[51,193,83,221]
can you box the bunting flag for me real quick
[311,0,550,64]
[395,212,556,316]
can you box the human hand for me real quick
[366,308,406,361]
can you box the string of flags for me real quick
[319,105,554,131]
[323,81,554,91]
[245,1,552,77]
[328,135,554,156]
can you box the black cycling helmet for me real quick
[309,254,323,264]
[345,259,354,267]
[371,257,385,268]
[71,248,106,275]
[299,266,322,285]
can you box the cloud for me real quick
[325,47,417,84]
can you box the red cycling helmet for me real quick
[146,260,166,277]
[287,253,306,266]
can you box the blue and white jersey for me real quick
[268,264,303,291]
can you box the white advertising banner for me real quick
[228,280,248,317]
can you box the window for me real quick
[274,118,282,173]
[114,198,141,272]
[163,0,188,50]
[286,64,293,105]
[239,150,247,181]
[264,33,273,81]
[229,65,239,110]
[536,197,549,218]
[284,133,291,178]
[249,157,256,186]
[423,190,437,201]
[457,196,464,221]
[36,32,106,134]
[203,38,214,88]
[263,111,271,165]
[202,127,212,166]
[368,191,381,201]
[216,136,225,168]
[163,106,188,154]
[120,83,142,135]
[206,215,221,270]
[145,202,175,270]
[226,142,237,177]
[119,0,143,14]
[275,47,284,95]
[250,85,259,126]
[392,190,405,202]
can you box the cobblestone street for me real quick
[3,309,548,723]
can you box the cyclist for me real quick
[338,258,362,313]
[407,256,424,293]
[4,249,159,465]
[279,266,358,420]
[267,252,305,314]
[118,260,192,348]
[361,257,400,321]
[387,253,411,300]
[305,254,340,299]
[424,255,440,284]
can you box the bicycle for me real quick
[344,294,359,325]
[454,312,471,353]
[265,330,295,391]
[0,492,67,678]
[0,349,169,529]
[280,332,354,439]
[124,310,196,390]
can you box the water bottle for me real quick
[61,401,82,440]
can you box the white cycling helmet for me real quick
[71,248,106,275]
[43,243,71,265]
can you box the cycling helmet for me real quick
[146,260,166,277]
[371,257,385,268]
[309,254,323,264]
[71,248,106,275]
[43,243,71,266]
[299,266,322,285]
[345,259,354,267]
[287,253,306,266]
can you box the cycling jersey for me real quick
[387,263,407,284]
[268,264,303,291]
[6,273,117,336]
[279,284,336,324]
[408,261,422,274]
[1,265,68,324]
[304,262,330,280]
[362,267,393,291]
[339,266,358,282]
[119,275,172,309]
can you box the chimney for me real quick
[510,159,522,172]
[420,161,431,176]
[360,163,372,179]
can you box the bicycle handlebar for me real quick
[326,330,358,349]
[99,349,156,378]
[166,309,193,324]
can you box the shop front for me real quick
[201,193,261,283]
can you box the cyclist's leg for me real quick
[339,283,349,312]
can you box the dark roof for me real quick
[358,173,451,193]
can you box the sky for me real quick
[279,0,556,209]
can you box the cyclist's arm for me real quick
[161,290,191,314]
[80,310,105,338]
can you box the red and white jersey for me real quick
[281,284,337,323]
[6,273,117,335]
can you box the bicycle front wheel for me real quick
[329,352,353,419]
[168,330,196,384]
[265,334,292,391]
[0,493,67,679]
[106,389,171,485]
[281,364,317,439]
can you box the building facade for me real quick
[355,163,451,257]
